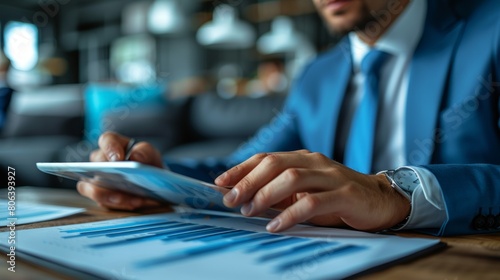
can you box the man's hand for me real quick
[77,131,163,210]
[215,150,410,233]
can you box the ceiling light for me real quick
[196,4,255,49]
[148,0,187,34]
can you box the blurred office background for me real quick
[0,0,340,187]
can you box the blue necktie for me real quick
[344,49,389,174]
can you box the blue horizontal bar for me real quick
[89,225,209,248]
[61,219,167,234]
[276,244,366,272]
[181,229,239,242]
[104,223,194,238]
[247,237,308,253]
[162,227,228,242]
[193,230,254,242]
[137,233,274,268]
[258,241,330,262]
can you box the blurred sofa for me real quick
[0,84,285,188]
[0,84,85,188]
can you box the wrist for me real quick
[392,196,411,229]
[375,173,411,229]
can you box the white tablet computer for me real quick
[37,162,235,212]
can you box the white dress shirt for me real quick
[347,0,447,230]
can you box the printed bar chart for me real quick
[0,209,441,280]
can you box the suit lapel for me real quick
[405,0,465,165]
[322,38,352,158]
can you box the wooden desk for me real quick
[1,187,499,280]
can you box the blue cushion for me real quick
[84,83,167,144]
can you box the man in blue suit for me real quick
[78,0,500,236]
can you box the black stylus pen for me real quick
[124,138,137,161]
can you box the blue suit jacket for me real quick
[167,0,500,236]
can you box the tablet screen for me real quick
[37,161,236,212]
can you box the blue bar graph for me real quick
[57,216,367,274]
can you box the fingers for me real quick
[98,131,131,161]
[216,153,268,187]
[216,150,311,186]
[266,191,343,233]
[77,181,160,211]
[221,151,313,208]
[240,169,333,217]
[79,132,165,211]
[216,150,406,233]
[92,132,164,168]
[265,175,410,232]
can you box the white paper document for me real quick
[0,208,441,279]
[0,199,85,226]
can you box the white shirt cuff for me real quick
[394,166,447,230]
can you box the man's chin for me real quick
[319,2,370,36]
[325,17,360,36]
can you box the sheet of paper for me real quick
[0,207,441,279]
[0,199,85,226]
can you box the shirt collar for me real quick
[349,0,427,71]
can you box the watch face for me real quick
[394,169,420,193]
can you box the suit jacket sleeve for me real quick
[420,164,500,236]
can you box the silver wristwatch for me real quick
[382,167,420,201]
[381,167,420,229]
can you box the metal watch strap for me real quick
[383,170,412,201]
[381,169,412,230]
